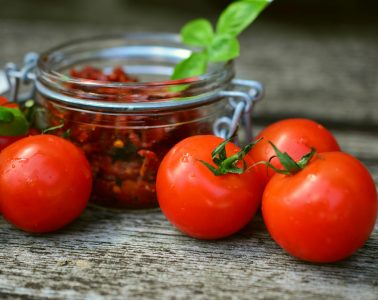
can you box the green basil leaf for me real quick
[0,107,29,136]
[0,107,14,123]
[181,18,214,47]
[171,52,208,80]
[208,35,240,62]
[216,0,271,37]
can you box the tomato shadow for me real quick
[2,205,161,242]
[299,234,378,283]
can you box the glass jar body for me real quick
[36,96,227,209]
[34,34,235,209]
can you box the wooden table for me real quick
[0,2,377,299]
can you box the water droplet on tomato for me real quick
[181,153,190,163]
[16,158,28,163]
[298,137,308,144]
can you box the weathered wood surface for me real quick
[0,1,377,299]
[0,129,377,300]
[0,1,377,127]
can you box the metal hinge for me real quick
[4,52,39,102]
[213,78,263,142]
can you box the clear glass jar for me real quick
[5,33,263,209]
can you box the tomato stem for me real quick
[257,141,316,175]
[200,136,262,176]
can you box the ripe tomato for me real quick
[0,135,92,232]
[0,96,18,108]
[0,97,33,151]
[262,151,378,263]
[0,128,40,152]
[156,135,264,239]
[249,118,340,186]
[0,135,26,151]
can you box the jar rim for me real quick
[35,33,235,112]
[37,32,233,88]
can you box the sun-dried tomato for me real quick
[45,65,211,209]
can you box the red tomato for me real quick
[156,135,264,239]
[0,97,32,151]
[0,128,40,152]
[262,151,378,263]
[0,135,26,151]
[0,135,92,232]
[249,118,340,186]
[0,96,18,108]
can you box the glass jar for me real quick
[4,33,263,209]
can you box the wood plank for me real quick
[1,211,377,300]
[0,15,376,126]
[0,4,377,298]
[0,129,377,299]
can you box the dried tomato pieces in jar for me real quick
[42,66,222,209]
[34,34,236,209]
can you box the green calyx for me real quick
[0,106,29,136]
[200,136,261,176]
[171,0,272,81]
[264,141,316,175]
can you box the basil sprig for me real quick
[171,0,272,80]
[0,106,29,136]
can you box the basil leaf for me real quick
[0,107,29,136]
[171,52,208,80]
[0,108,14,123]
[216,0,270,37]
[171,0,271,80]
[208,35,240,62]
[181,18,214,47]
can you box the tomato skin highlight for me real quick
[262,152,378,263]
[0,135,92,233]
[249,118,340,186]
[156,135,264,239]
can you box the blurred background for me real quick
[0,0,377,128]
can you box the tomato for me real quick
[0,97,32,151]
[262,151,378,263]
[249,118,340,186]
[0,135,25,151]
[0,135,92,233]
[156,135,264,239]
[0,96,18,108]
[0,128,40,152]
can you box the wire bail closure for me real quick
[4,52,39,102]
[213,79,263,142]
[4,53,264,143]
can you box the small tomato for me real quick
[0,135,26,152]
[249,118,340,186]
[262,151,377,263]
[0,135,92,232]
[0,97,32,151]
[156,135,264,239]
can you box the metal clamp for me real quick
[4,53,263,143]
[213,78,264,143]
[4,52,39,102]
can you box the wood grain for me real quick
[0,129,377,300]
[0,3,377,299]
[0,14,377,127]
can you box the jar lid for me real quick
[36,33,235,113]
